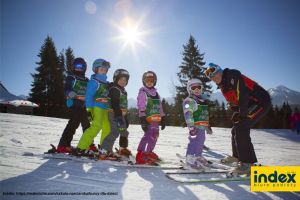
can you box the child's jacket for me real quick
[107,82,128,117]
[183,94,209,130]
[64,75,89,108]
[137,86,165,122]
[85,74,109,109]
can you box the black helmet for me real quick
[72,57,87,73]
[113,69,130,85]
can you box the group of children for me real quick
[53,57,211,169]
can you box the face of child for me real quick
[117,77,127,87]
[190,84,202,95]
[145,79,154,88]
[97,67,108,74]
[210,72,222,84]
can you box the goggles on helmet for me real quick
[191,85,202,91]
[94,61,111,68]
[75,63,84,69]
[144,78,154,83]
[205,67,218,78]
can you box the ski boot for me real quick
[89,144,100,155]
[57,146,75,154]
[135,150,156,165]
[230,161,254,176]
[196,155,208,164]
[72,148,96,158]
[220,155,239,164]
[148,151,158,160]
[118,147,132,157]
[186,155,206,170]
[98,148,118,161]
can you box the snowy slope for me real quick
[0,113,300,200]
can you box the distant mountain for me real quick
[18,95,29,100]
[128,98,137,109]
[267,85,300,106]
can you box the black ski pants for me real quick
[58,107,90,147]
[231,101,271,163]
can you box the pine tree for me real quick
[282,102,292,129]
[65,47,75,75]
[274,105,282,129]
[174,35,213,125]
[54,50,68,118]
[29,35,64,117]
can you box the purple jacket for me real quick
[137,86,165,117]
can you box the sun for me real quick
[109,16,154,61]
[123,28,139,43]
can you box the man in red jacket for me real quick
[205,63,271,175]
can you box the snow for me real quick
[1,113,300,200]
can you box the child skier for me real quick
[183,78,212,170]
[136,71,166,165]
[56,57,95,153]
[73,58,111,157]
[99,69,131,160]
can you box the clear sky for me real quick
[1,0,300,100]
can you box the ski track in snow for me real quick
[0,113,300,200]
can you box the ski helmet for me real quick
[187,78,203,94]
[113,69,130,85]
[205,63,223,78]
[142,71,157,86]
[72,57,87,73]
[92,58,111,74]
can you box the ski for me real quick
[114,161,183,169]
[43,152,73,160]
[165,171,251,183]
[176,153,230,170]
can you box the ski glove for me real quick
[161,116,166,130]
[115,115,126,131]
[140,116,149,132]
[232,112,246,123]
[68,91,77,98]
[188,126,198,139]
[86,108,93,122]
[206,124,213,135]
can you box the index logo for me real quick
[251,166,300,192]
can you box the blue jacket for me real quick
[85,74,109,109]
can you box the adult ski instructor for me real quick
[205,63,271,175]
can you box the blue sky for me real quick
[1,0,300,100]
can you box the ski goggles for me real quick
[191,85,202,91]
[205,67,218,78]
[144,78,155,83]
[94,61,111,68]
[75,63,85,69]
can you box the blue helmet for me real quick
[92,59,111,73]
[205,63,223,78]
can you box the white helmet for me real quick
[187,78,203,94]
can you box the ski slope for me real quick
[0,113,300,200]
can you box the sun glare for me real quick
[123,28,139,43]
[109,15,154,62]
